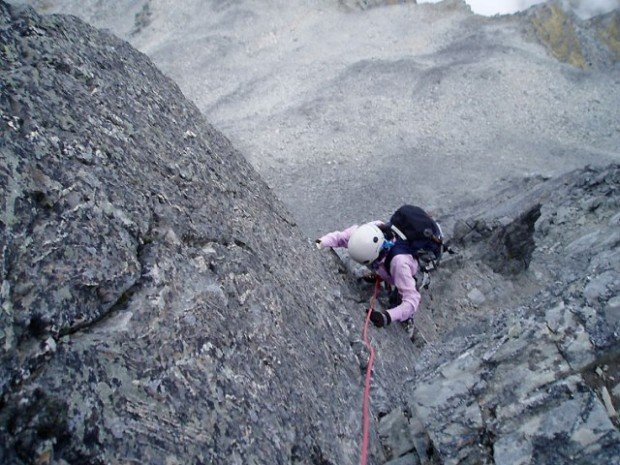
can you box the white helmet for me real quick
[348,223,385,265]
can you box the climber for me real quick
[316,205,446,328]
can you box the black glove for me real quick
[370,310,391,328]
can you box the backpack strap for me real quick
[390,224,407,241]
[384,240,413,276]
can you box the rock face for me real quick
[339,0,418,11]
[375,165,620,464]
[522,1,620,69]
[2,2,620,465]
[1,3,416,464]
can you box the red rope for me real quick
[360,278,381,465]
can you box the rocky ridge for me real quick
[339,0,419,11]
[370,164,620,464]
[0,3,419,463]
[521,1,620,69]
[1,2,619,465]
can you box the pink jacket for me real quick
[319,224,421,323]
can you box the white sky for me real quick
[418,0,620,17]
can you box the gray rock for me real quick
[452,219,471,243]
[378,409,416,460]
[545,302,596,370]
[0,4,384,464]
[378,408,432,464]
[384,453,421,465]
[566,230,606,256]
[545,301,566,333]
[562,325,596,371]
[572,305,598,333]
[605,296,620,327]
[467,288,486,306]
[601,386,618,420]
[482,204,541,275]
[584,271,617,305]
[590,248,620,273]
[494,433,533,465]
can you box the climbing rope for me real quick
[360,278,381,465]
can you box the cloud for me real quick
[560,0,620,18]
[419,0,620,18]
[468,0,525,15]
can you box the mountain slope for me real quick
[1,3,417,463]
[2,2,620,464]
[13,0,620,237]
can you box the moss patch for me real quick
[531,4,586,69]
[597,13,620,61]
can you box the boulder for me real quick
[0,3,405,464]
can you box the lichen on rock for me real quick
[0,2,382,463]
[529,3,587,68]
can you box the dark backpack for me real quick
[384,205,446,273]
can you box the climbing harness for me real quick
[360,278,381,465]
